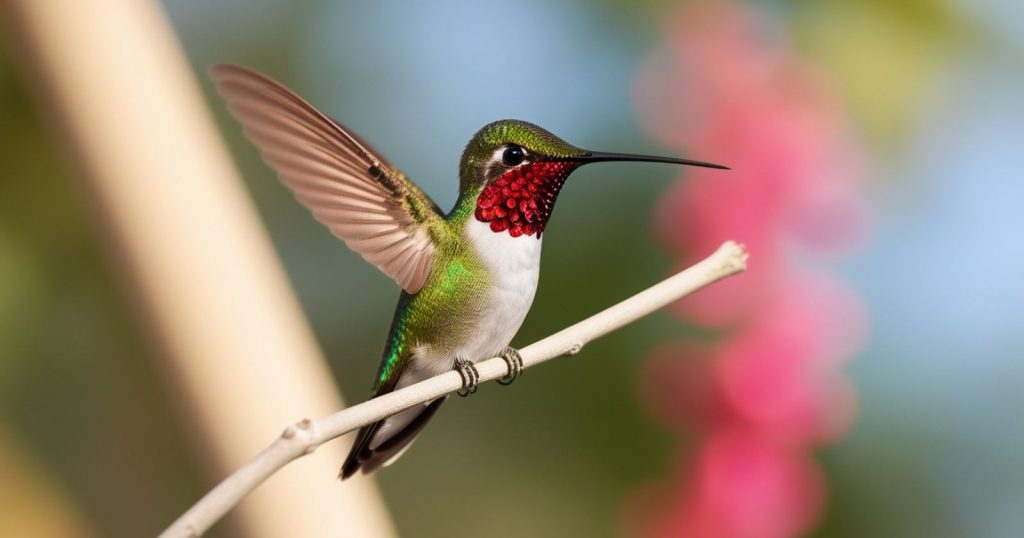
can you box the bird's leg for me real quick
[453,357,479,397]
[497,347,523,386]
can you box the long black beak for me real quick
[570,150,729,170]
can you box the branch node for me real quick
[282,418,314,442]
[567,342,584,355]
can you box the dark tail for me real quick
[340,397,447,479]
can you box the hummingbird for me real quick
[210,64,727,479]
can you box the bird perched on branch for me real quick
[211,64,727,479]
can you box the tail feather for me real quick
[340,396,447,479]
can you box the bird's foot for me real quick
[497,347,523,386]
[454,358,479,397]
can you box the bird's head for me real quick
[458,119,726,238]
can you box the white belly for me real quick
[457,218,542,362]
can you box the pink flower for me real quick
[642,274,865,446]
[655,431,826,538]
[630,1,871,536]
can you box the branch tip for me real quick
[716,240,749,273]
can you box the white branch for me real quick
[159,241,748,537]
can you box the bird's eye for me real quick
[502,145,526,166]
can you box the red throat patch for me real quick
[474,161,580,238]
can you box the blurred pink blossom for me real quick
[658,431,826,538]
[628,2,871,536]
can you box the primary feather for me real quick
[210,64,442,293]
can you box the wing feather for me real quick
[211,64,444,293]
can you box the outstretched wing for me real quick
[211,64,443,293]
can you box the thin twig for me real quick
[159,240,748,538]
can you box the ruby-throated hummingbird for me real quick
[211,64,727,479]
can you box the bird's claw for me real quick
[454,358,479,397]
[497,347,523,386]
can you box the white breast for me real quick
[458,218,541,362]
[396,219,541,387]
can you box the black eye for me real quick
[502,145,525,166]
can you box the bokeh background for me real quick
[2,0,1023,536]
